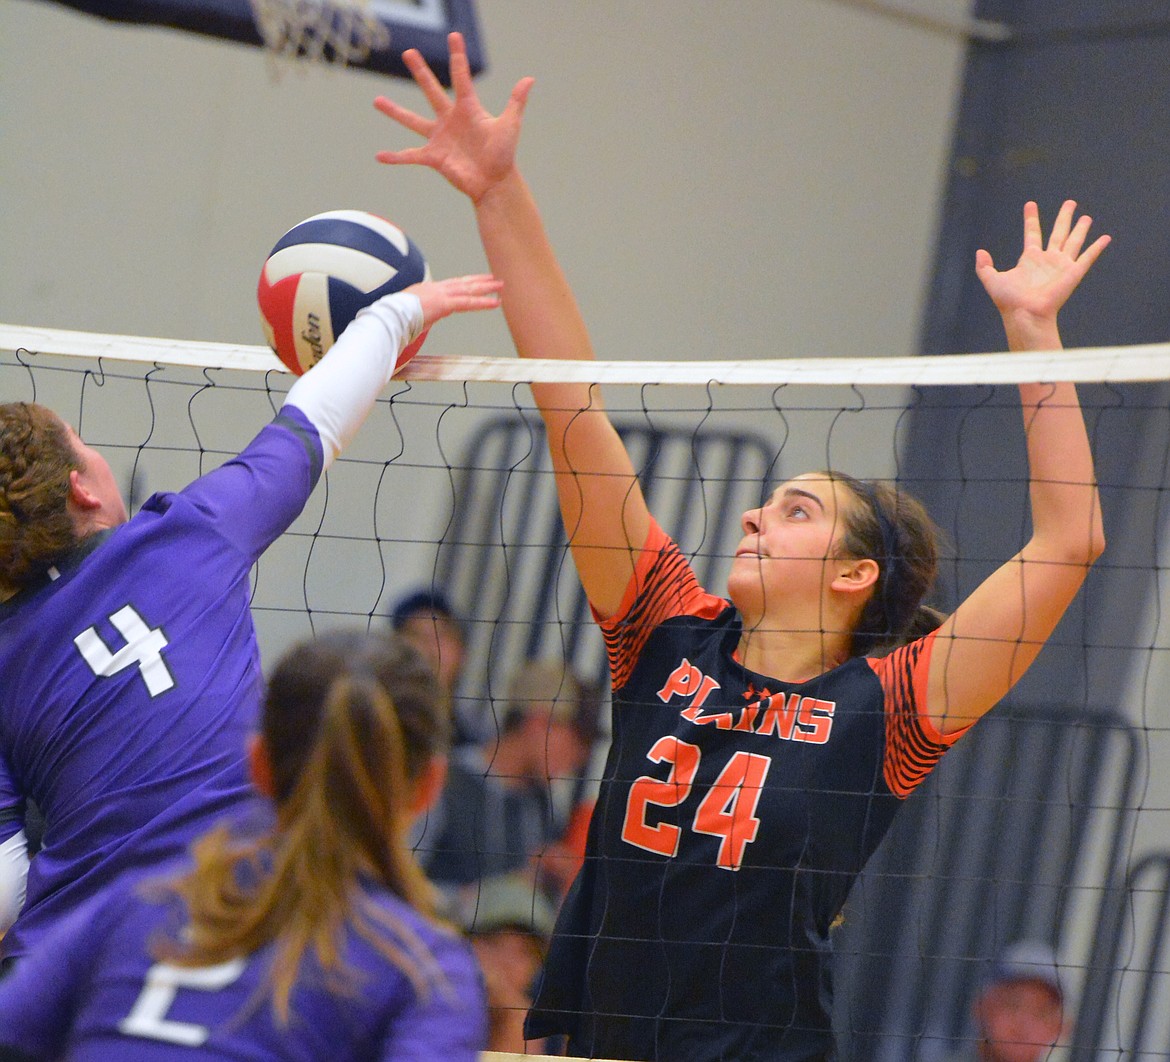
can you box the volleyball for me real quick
[258,209,431,375]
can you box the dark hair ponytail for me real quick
[826,471,943,656]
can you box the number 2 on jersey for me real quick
[622,737,771,870]
[119,958,246,1046]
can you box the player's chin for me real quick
[726,563,767,612]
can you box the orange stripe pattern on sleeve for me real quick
[598,520,727,692]
[867,631,963,798]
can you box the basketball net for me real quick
[247,0,390,68]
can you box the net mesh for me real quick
[3,329,1170,1058]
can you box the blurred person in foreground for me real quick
[0,630,486,1059]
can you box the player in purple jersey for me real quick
[0,628,488,1060]
[0,274,502,964]
[373,35,1109,1061]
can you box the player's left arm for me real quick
[926,201,1109,735]
[0,754,26,934]
[0,831,27,936]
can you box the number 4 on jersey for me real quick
[74,604,175,697]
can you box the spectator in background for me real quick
[418,657,595,904]
[391,587,475,745]
[942,941,1068,1062]
[462,871,558,1055]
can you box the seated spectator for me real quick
[462,871,557,1055]
[417,658,594,901]
[942,940,1068,1062]
[391,587,477,745]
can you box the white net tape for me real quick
[3,321,1170,386]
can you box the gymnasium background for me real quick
[3,0,1170,1055]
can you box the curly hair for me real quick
[0,402,80,595]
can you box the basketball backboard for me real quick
[37,0,484,82]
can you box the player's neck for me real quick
[736,623,851,684]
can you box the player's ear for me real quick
[832,556,879,595]
[248,733,277,799]
[67,469,102,511]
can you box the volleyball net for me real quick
[4,324,1170,1058]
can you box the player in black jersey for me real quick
[375,34,1109,1062]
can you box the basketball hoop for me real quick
[35,0,484,81]
[248,0,391,68]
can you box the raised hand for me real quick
[405,273,503,326]
[975,200,1111,349]
[374,32,534,204]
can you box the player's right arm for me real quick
[375,33,651,619]
[283,277,502,470]
[0,831,27,937]
[178,278,501,561]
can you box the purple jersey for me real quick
[0,407,323,959]
[0,871,487,1060]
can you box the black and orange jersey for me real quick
[527,521,964,1061]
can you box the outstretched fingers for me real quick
[1022,200,1043,251]
[1062,212,1096,261]
[1047,202,1111,281]
[1074,232,1112,274]
[1046,199,1076,252]
[402,46,452,115]
[373,95,432,138]
[410,274,504,325]
[446,273,503,295]
[977,198,1111,336]
[373,33,531,201]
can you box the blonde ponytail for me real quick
[161,632,450,1023]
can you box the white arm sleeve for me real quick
[0,830,28,933]
[282,291,424,470]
